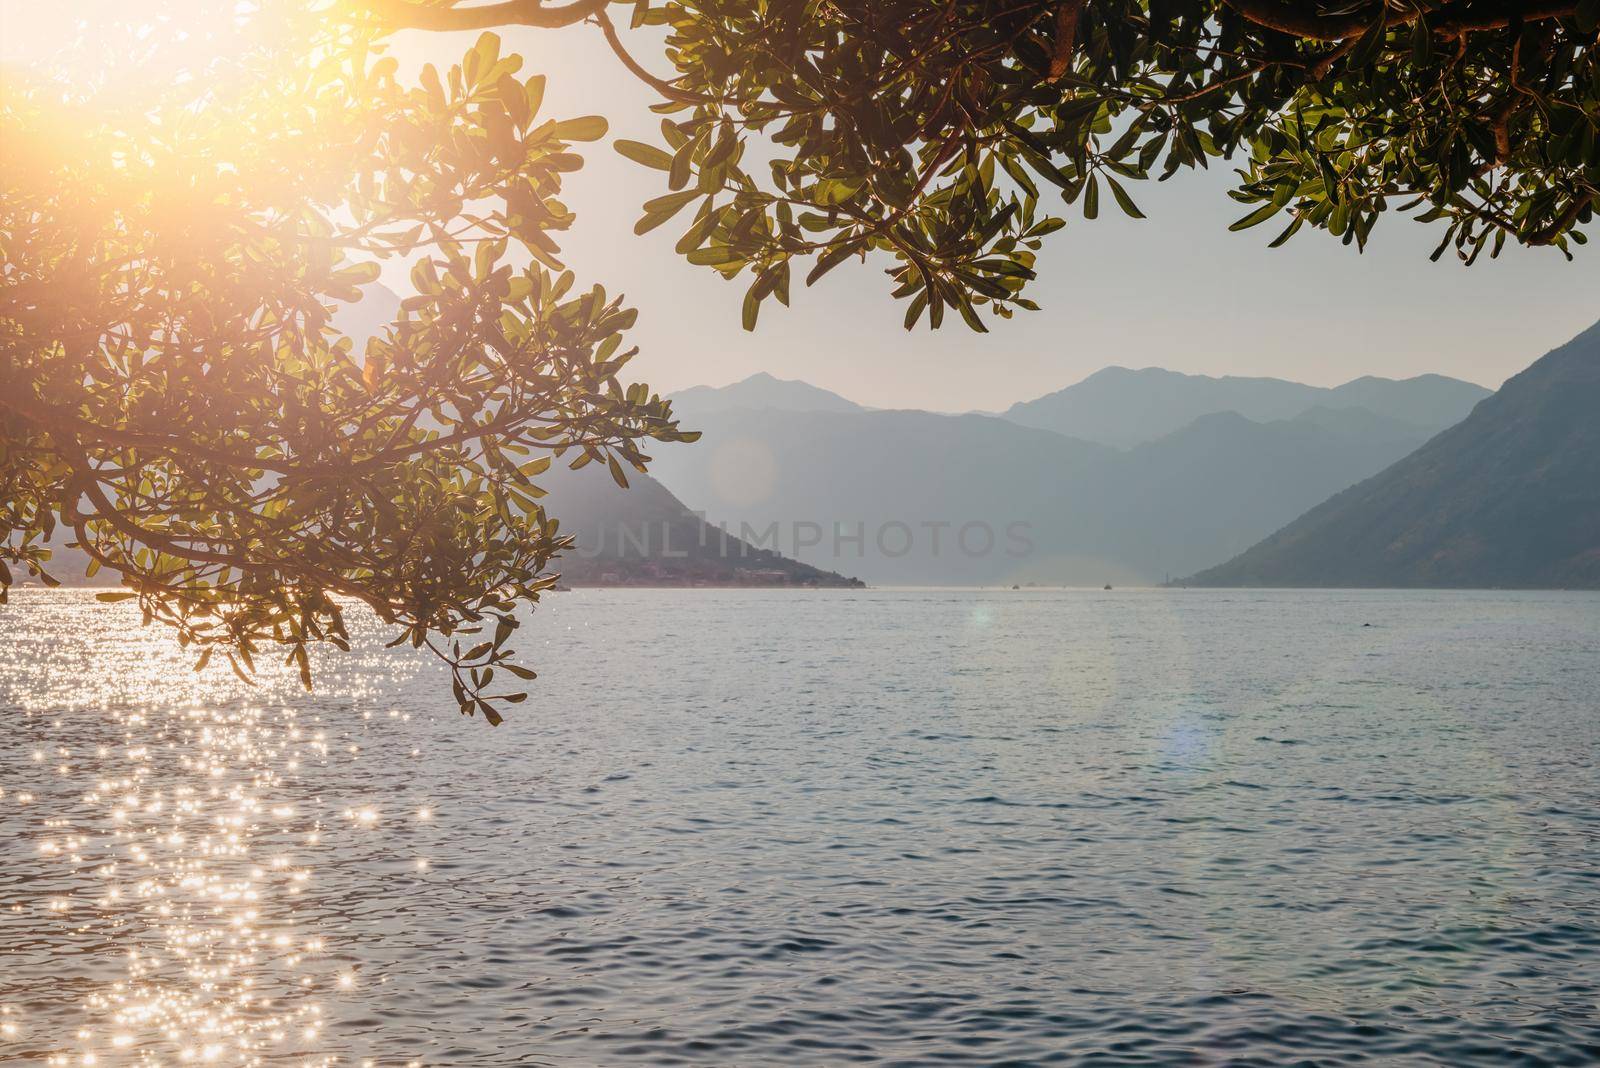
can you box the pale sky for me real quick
[6,5,1598,411]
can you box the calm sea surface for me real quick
[1,587,1597,1066]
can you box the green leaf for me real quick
[687,245,744,267]
[524,75,546,119]
[1267,214,1305,247]
[1410,17,1432,65]
[607,453,630,488]
[634,190,700,235]
[1104,175,1145,219]
[741,285,761,331]
[614,139,674,170]
[550,115,608,142]
[903,291,928,330]
[703,126,738,167]
[675,207,719,254]
[1229,202,1282,231]
[668,137,695,190]
[955,292,988,333]
[294,646,312,691]
[1349,15,1388,68]
[805,241,857,285]
[332,262,381,284]
[471,32,501,84]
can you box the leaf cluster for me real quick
[0,7,695,723]
[602,0,1596,327]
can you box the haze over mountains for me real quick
[1000,366,1491,447]
[1192,321,1600,589]
[652,364,1491,585]
[32,281,1592,590]
[241,283,1600,589]
[668,372,865,418]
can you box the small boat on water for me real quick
[1103,583,1113,590]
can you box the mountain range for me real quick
[39,281,1583,591]
[1191,321,1600,589]
[649,365,1490,585]
[313,302,1600,588]
[1000,366,1491,447]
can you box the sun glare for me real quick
[1,1,266,93]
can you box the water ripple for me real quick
[1,587,1598,1065]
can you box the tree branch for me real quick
[1221,0,1577,44]
[1526,190,1595,245]
[366,0,610,31]
[1050,0,1087,79]
[592,9,710,104]
[64,446,406,621]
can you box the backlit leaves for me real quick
[0,13,694,726]
[600,0,1595,328]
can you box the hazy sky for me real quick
[6,6,1597,410]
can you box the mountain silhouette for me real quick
[668,372,865,419]
[521,462,863,587]
[1190,320,1600,588]
[1002,366,1489,446]
[645,401,1434,585]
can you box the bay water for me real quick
[2,588,1597,1065]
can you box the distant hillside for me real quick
[1321,374,1493,431]
[1002,366,1489,447]
[646,403,1430,586]
[668,372,864,419]
[539,462,863,587]
[1190,321,1600,589]
[647,408,1112,585]
[1076,406,1433,583]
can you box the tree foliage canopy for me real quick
[381,0,1597,329]
[1,0,1593,721]
[1,7,695,722]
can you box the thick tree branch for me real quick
[1309,35,1359,79]
[1050,0,1087,79]
[366,0,610,31]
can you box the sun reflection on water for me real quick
[0,593,435,1066]
[0,704,349,1066]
